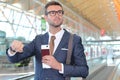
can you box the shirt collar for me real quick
[48,28,64,37]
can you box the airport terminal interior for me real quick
[0,0,120,80]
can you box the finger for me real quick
[42,58,49,64]
[15,41,22,48]
[11,40,20,49]
[42,57,49,62]
[18,44,24,52]
[14,41,24,52]
[43,55,53,60]
[42,55,49,60]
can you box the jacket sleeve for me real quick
[63,34,89,78]
[6,35,42,63]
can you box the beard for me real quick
[48,19,63,28]
[50,22,62,27]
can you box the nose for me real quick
[54,12,60,17]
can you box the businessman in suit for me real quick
[6,1,89,80]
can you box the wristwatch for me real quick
[9,47,16,52]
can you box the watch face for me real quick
[10,47,16,52]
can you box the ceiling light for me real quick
[47,0,52,2]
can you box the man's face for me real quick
[45,5,64,28]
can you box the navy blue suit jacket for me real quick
[6,29,89,80]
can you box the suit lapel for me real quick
[41,30,70,56]
[42,32,49,45]
[54,30,70,56]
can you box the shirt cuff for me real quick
[59,63,64,74]
[8,49,16,56]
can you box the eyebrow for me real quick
[47,10,63,12]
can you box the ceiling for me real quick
[59,0,120,37]
[1,0,120,38]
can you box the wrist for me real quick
[58,63,62,71]
[58,63,64,74]
[8,49,16,56]
[9,47,16,53]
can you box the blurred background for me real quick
[0,0,120,80]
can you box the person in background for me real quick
[6,1,89,80]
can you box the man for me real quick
[6,1,89,80]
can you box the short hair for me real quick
[44,1,63,15]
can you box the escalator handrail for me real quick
[108,62,120,80]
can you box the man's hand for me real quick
[42,55,62,71]
[10,40,24,53]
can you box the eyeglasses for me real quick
[46,10,64,16]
